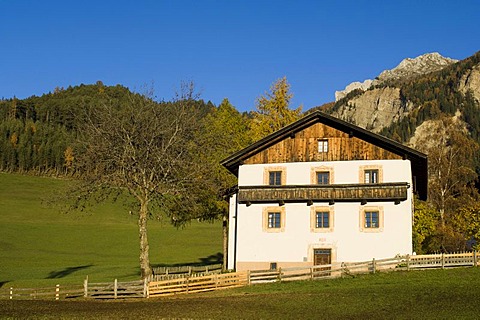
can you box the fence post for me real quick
[441,253,445,269]
[310,266,314,280]
[406,255,410,271]
[372,258,376,274]
[143,278,148,298]
[278,267,282,282]
[55,284,60,300]
[9,287,13,300]
[474,250,477,267]
[84,276,88,298]
[114,279,118,299]
[247,270,251,285]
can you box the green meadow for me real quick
[1,268,480,319]
[0,173,222,288]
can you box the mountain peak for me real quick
[335,52,458,101]
[377,52,458,82]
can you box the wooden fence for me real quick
[152,264,222,276]
[1,278,147,300]
[0,284,84,300]
[2,252,477,300]
[149,264,223,282]
[148,271,248,297]
[147,252,477,297]
[247,251,478,284]
[405,252,478,269]
[83,278,147,299]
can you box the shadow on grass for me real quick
[151,252,223,268]
[0,281,10,288]
[46,264,94,279]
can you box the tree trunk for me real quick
[138,199,152,279]
[222,214,228,271]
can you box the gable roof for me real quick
[221,110,428,200]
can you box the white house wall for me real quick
[238,159,412,186]
[229,159,413,271]
[227,193,237,270]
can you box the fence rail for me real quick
[0,284,84,300]
[148,269,223,282]
[148,271,248,297]
[246,252,478,284]
[152,264,223,276]
[405,252,477,269]
[84,279,146,299]
[0,279,147,300]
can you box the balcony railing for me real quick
[238,183,409,205]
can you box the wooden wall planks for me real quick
[244,123,401,165]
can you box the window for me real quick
[318,139,328,153]
[359,166,382,184]
[310,206,334,232]
[264,167,286,186]
[364,211,379,228]
[316,172,330,185]
[311,166,334,184]
[268,212,281,228]
[269,171,282,186]
[364,169,379,183]
[315,211,330,228]
[359,206,384,232]
[270,262,277,270]
[263,207,286,232]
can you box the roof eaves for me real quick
[221,111,427,174]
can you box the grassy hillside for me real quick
[0,173,222,287]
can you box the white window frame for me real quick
[318,139,329,153]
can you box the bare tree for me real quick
[74,85,205,278]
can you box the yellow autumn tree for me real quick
[452,203,480,250]
[64,146,74,173]
[250,77,302,141]
[10,132,18,148]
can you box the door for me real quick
[313,248,331,277]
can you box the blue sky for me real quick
[1,0,479,112]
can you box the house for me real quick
[221,111,427,271]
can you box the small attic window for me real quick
[318,139,328,153]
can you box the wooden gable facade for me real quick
[222,111,428,200]
[242,122,403,165]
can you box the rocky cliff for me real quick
[331,87,414,133]
[329,51,480,134]
[458,64,480,102]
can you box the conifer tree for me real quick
[250,77,302,141]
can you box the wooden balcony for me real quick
[238,183,409,205]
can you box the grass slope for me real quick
[0,173,222,287]
[1,268,480,319]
